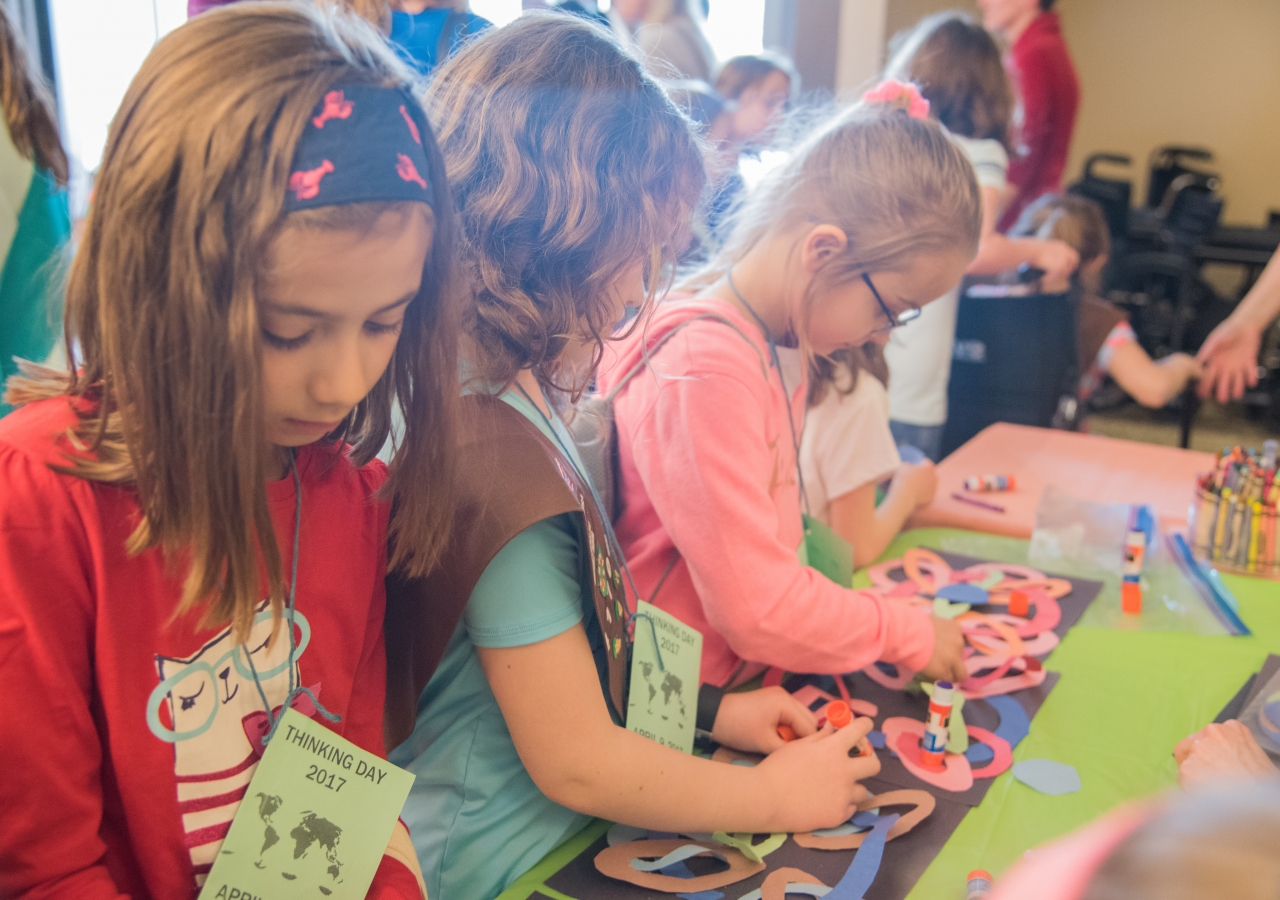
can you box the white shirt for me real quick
[885,134,1009,426]
[800,366,901,529]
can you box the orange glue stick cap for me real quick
[824,700,853,729]
[776,724,797,742]
[1008,589,1030,617]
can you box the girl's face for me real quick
[611,0,650,26]
[258,208,433,448]
[731,70,791,146]
[804,249,972,356]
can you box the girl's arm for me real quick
[1106,341,1201,409]
[1197,250,1280,401]
[479,625,879,835]
[967,185,1078,285]
[828,460,937,569]
[0,450,127,900]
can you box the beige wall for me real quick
[877,0,1280,225]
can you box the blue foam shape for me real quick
[826,814,899,899]
[659,860,696,879]
[965,742,995,765]
[936,582,988,605]
[1013,759,1081,795]
[985,695,1031,750]
[852,810,880,827]
[868,730,887,750]
[678,893,725,900]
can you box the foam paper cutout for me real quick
[711,832,786,864]
[933,597,970,619]
[974,569,1005,590]
[1012,759,1081,795]
[595,840,765,891]
[630,845,721,873]
[960,614,1027,659]
[868,730,887,749]
[679,892,726,900]
[961,655,1046,699]
[895,730,975,792]
[863,661,914,691]
[936,583,988,605]
[984,695,1031,750]
[965,726,1013,779]
[903,548,952,594]
[754,868,831,900]
[793,790,936,850]
[964,742,994,765]
[825,813,898,899]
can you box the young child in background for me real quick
[1012,194,1201,412]
[386,1,492,75]
[801,343,937,568]
[386,18,881,900]
[0,3,70,418]
[598,84,977,694]
[880,12,1079,459]
[705,53,797,233]
[0,5,460,897]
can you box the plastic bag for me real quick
[1023,485,1232,635]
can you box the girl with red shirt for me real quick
[0,4,459,897]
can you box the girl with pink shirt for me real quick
[599,87,979,689]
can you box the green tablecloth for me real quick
[499,527,1280,900]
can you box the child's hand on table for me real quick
[1175,720,1279,788]
[754,716,881,832]
[890,458,937,510]
[918,616,967,684]
[712,686,818,754]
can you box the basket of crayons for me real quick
[1189,440,1280,580]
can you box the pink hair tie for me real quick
[862,80,931,120]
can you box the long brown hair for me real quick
[885,12,1013,150]
[808,344,889,407]
[426,12,705,396]
[0,4,67,184]
[6,3,460,640]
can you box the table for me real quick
[498,527,1279,900]
[909,423,1216,538]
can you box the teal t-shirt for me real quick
[390,388,594,900]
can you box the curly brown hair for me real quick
[426,12,706,395]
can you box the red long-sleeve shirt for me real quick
[999,11,1080,233]
[0,397,419,899]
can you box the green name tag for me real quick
[200,708,415,900]
[626,601,702,754]
[799,513,855,587]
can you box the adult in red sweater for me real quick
[980,0,1080,232]
[0,4,461,898]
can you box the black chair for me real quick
[1068,153,1133,249]
[941,284,1079,458]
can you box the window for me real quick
[600,0,766,62]
[470,0,522,26]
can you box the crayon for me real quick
[1249,502,1262,572]
[952,492,1006,513]
[920,681,953,769]
[1194,488,1215,555]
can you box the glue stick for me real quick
[966,870,993,900]
[920,681,953,768]
[823,700,853,729]
[963,474,1016,493]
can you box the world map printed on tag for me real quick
[626,601,702,754]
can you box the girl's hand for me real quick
[1160,352,1202,385]
[917,616,967,684]
[1175,720,1279,788]
[754,716,882,832]
[712,686,819,754]
[889,459,937,510]
[1033,239,1080,287]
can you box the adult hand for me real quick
[1174,720,1278,788]
[1196,316,1262,402]
[1034,239,1080,290]
[712,686,818,755]
[917,616,967,685]
[755,715,881,832]
[890,459,937,510]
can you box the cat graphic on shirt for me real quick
[145,603,316,885]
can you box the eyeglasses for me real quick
[864,272,921,333]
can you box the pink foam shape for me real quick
[865,560,906,590]
[762,667,785,688]
[903,548,952,595]
[883,717,975,792]
[862,662,915,690]
[888,580,921,599]
[986,591,1061,637]
[966,726,1013,778]
[963,659,1047,699]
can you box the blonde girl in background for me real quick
[0,5,460,897]
[880,12,1079,459]
[801,341,937,568]
[0,3,70,418]
[598,85,978,696]
[1012,194,1201,412]
[386,17,882,900]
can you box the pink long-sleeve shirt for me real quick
[598,298,935,687]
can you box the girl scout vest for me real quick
[384,394,631,749]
